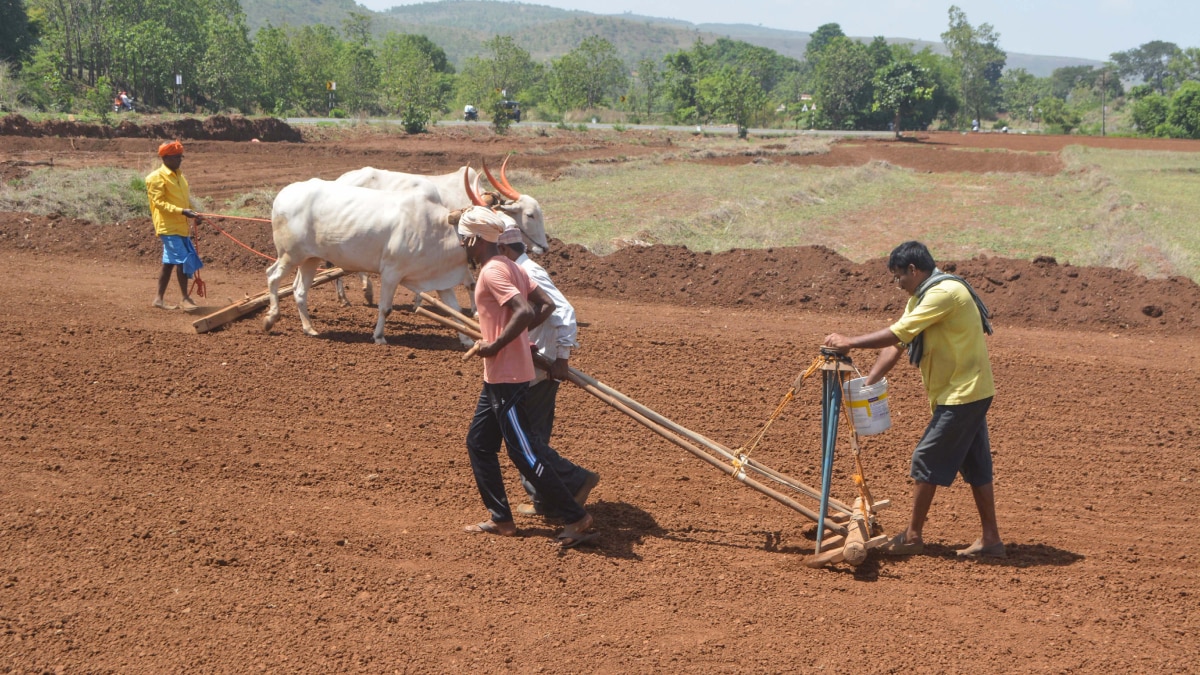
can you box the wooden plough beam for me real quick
[415,292,891,568]
[192,268,347,334]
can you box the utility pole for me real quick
[1101,69,1107,137]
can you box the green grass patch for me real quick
[536,159,920,255]
[1060,146,1200,280]
[0,167,152,223]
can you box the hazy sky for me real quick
[353,0,1196,61]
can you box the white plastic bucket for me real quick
[846,377,891,436]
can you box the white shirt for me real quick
[517,253,578,384]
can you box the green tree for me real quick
[805,23,844,69]
[292,24,342,113]
[633,57,661,118]
[1000,68,1050,119]
[941,5,1006,126]
[254,24,299,115]
[337,12,379,113]
[548,36,627,111]
[700,65,767,138]
[1166,47,1200,90]
[0,0,38,66]
[1130,93,1169,134]
[813,36,873,129]
[198,0,255,112]
[378,32,443,124]
[1167,81,1200,138]
[1111,40,1180,95]
[458,35,540,106]
[873,60,935,137]
[1037,96,1080,134]
[663,45,703,123]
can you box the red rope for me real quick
[196,212,272,224]
[193,212,277,261]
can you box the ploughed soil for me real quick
[1,123,1198,673]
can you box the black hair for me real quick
[888,241,936,273]
[504,242,526,256]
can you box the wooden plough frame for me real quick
[414,292,892,568]
[192,268,346,334]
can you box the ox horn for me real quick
[464,165,488,206]
[482,157,520,202]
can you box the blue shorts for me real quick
[160,235,203,277]
[910,397,994,487]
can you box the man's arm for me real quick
[527,285,556,331]
[865,345,905,385]
[824,327,902,353]
[146,175,184,216]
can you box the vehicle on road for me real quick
[501,100,521,123]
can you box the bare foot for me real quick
[180,297,199,311]
[152,299,177,310]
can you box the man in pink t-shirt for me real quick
[457,208,596,548]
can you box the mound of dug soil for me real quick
[2,211,1197,335]
[0,114,301,143]
[537,240,1200,334]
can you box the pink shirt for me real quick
[474,257,538,384]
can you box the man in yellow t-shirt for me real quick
[824,241,1004,559]
[146,140,203,310]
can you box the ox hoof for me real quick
[303,328,319,337]
[374,337,389,346]
[263,317,277,332]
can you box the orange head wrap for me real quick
[158,140,184,157]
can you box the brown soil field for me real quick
[2,122,1198,673]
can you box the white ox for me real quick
[335,157,549,254]
[264,177,472,346]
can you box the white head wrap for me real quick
[456,206,507,243]
[497,225,523,245]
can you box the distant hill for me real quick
[239,0,1101,76]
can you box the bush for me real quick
[329,108,347,119]
[401,104,430,134]
[488,98,512,134]
[1167,81,1200,139]
[1130,94,1169,134]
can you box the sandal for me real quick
[463,520,516,537]
[556,513,598,549]
[879,531,924,556]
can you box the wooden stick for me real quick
[416,289,850,532]
[414,306,481,340]
[461,342,481,361]
[564,369,846,535]
[569,368,852,516]
[192,267,346,333]
[419,291,480,331]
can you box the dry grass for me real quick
[0,167,155,224]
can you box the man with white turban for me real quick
[459,209,597,548]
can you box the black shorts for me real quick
[910,397,993,487]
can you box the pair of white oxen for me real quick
[263,159,549,346]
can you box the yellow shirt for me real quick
[146,164,192,236]
[890,281,995,410]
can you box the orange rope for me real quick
[193,212,277,261]
[196,212,272,224]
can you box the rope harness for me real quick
[734,350,879,547]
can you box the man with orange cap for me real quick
[146,140,203,310]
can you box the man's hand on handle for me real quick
[823,333,852,354]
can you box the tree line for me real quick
[2,0,1199,138]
